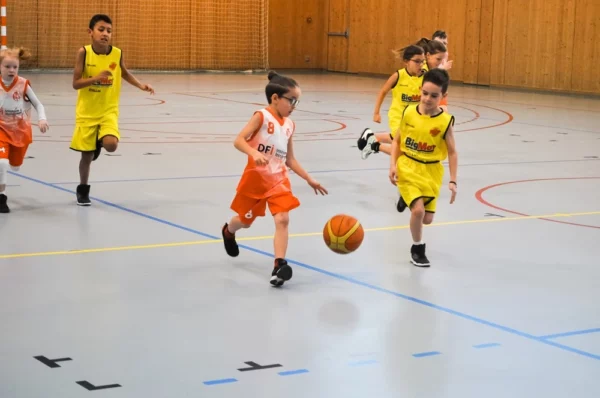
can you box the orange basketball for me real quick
[323,214,364,254]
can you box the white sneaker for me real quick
[361,135,376,159]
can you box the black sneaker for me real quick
[76,184,91,206]
[396,196,407,212]
[93,140,102,161]
[410,244,430,267]
[0,194,9,213]
[222,223,239,257]
[357,128,373,150]
[270,258,293,287]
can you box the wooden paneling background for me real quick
[270,0,600,94]
[5,0,598,94]
[6,0,268,70]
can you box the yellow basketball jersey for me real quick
[388,68,424,121]
[399,104,454,163]
[75,45,122,124]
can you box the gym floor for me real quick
[1,71,599,397]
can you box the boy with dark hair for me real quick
[389,68,458,267]
[70,14,154,205]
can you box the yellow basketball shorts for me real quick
[396,155,444,213]
[70,114,120,152]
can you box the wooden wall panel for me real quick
[489,0,508,85]
[268,0,327,69]
[572,0,600,93]
[6,0,38,64]
[477,0,495,85]
[117,0,191,70]
[502,0,576,91]
[36,3,118,68]
[436,1,467,83]
[348,0,467,80]
[463,0,482,84]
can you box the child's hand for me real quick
[252,151,269,166]
[141,84,155,95]
[449,181,457,204]
[373,113,381,123]
[440,59,453,70]
[307,178,328,195]
[95,70,112,81]
[38,120,49,133]
[389,166,397,186]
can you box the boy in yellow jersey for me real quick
[70,14,154,205]
[389,69,458,267]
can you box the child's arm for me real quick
[120,53,155,94]
[389,128,402,185]
[445,124,458,204]
[72,48,112,90]
[373,72,399,123]
[233,112,269,165]
[25,85,49,133]
[285,137,328,195]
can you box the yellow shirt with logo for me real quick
[75,45,122,126]
[399,104,454,163]
[388,68,424,124]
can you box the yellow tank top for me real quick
[399,104,454,163]
[388,68,424,121]
[75,45,122,124]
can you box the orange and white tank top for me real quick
[236,108,296,199]
[0,76,32,146]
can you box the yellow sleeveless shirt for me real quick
[75,45,122,125]
[399,104,454,163]
[388,68,424,122]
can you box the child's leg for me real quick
[268,193,299,286]
[409,198,426,243]
[226,215,251,234]
[223,194,266,257]
[0,157,8,212]
[273,212,289,259]
[0,155,8,194]
[100,135,119,153]
[79,151,94,185]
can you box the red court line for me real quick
[455,103,514,132]
[475,177,600,229]
[452,104,480,125]
[118,119,347,136]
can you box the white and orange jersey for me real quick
[0,76,32,146]
[236,108,296,199]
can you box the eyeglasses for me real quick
[281,95,300,107]
[410,59,425,65]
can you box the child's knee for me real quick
[410,201,426,218]
[102,136,119,152]
[274,212,289,227]
[423,212,434,225]
[10,165,20,172]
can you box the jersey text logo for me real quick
[406,137,436,152]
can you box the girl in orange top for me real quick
[0,47,49,213]
[222,71,328,287]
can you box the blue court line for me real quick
[278,369,309,376]
[539,328,600,340]
[9,170,600,362]
[348,359,378,367]
[412,351,441,358]
[473,343,502,349]
[203,378,238,386]
[46,158,600,185]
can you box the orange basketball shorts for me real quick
[0,141,29,167]
[231,191,300,225]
